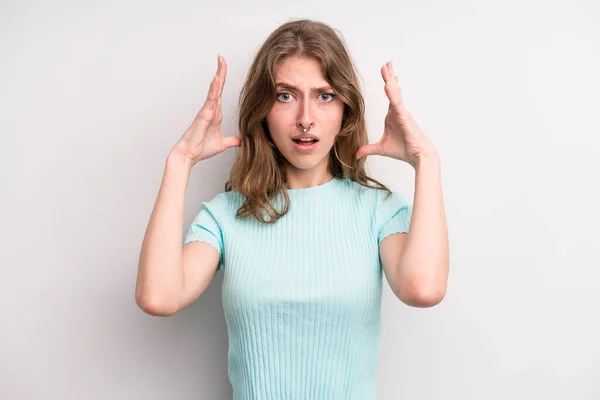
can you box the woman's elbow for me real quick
[135,292,178,317]
[399,283,446,308]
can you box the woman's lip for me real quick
[292,134,319,140]
[291,139,319,152]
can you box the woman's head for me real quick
[228,19,390,222]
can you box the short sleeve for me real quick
[375,190,413,246]
[183,201,225,270]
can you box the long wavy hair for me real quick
[226,18,391,223]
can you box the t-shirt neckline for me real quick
[285,176,341,196]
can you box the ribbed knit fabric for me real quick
[183,177,412,400]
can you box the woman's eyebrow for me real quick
[275,82,333,92]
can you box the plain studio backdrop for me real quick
[1,0,599,399]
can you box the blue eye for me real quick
[320,93,336,102]
[277,93,292,102]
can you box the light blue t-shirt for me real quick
[184,176,412,400]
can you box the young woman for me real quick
[136,19,449,400]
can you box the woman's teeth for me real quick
[294,138,316,143]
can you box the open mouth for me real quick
[292,138,319,145]
[291,137,319,151]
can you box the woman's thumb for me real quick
[355,143,380,160]
[223,135,241,149]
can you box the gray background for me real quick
[1,0,599,399]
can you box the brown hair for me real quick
[226,18,391,223]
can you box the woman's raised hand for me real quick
[171,55,240,166]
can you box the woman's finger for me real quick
[196,55,227,124]
[195,74,220,123]
[217,55,227,94]
[389,63,404,104]
[213,56,227,124]
[223,135,241,149]
[356,142,382,160]
[381,61,404,111]
[214,95,223,125]
[381,62,402,108]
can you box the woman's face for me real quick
[265,56,345,176]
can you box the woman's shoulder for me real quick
[205,189,245,208]
[194,190,245,221]
[340,177,411,210]
[340,177,390,200]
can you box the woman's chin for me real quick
[285,155,330,172]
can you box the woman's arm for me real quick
[380,151,449,307]
[135,154,193,315]
[359,60,449,307]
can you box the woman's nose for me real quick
[297,97,314,130]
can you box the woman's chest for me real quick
[220,217,382,312]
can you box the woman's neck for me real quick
[284,169,334,190]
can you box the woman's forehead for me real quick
[274,56,328,86]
